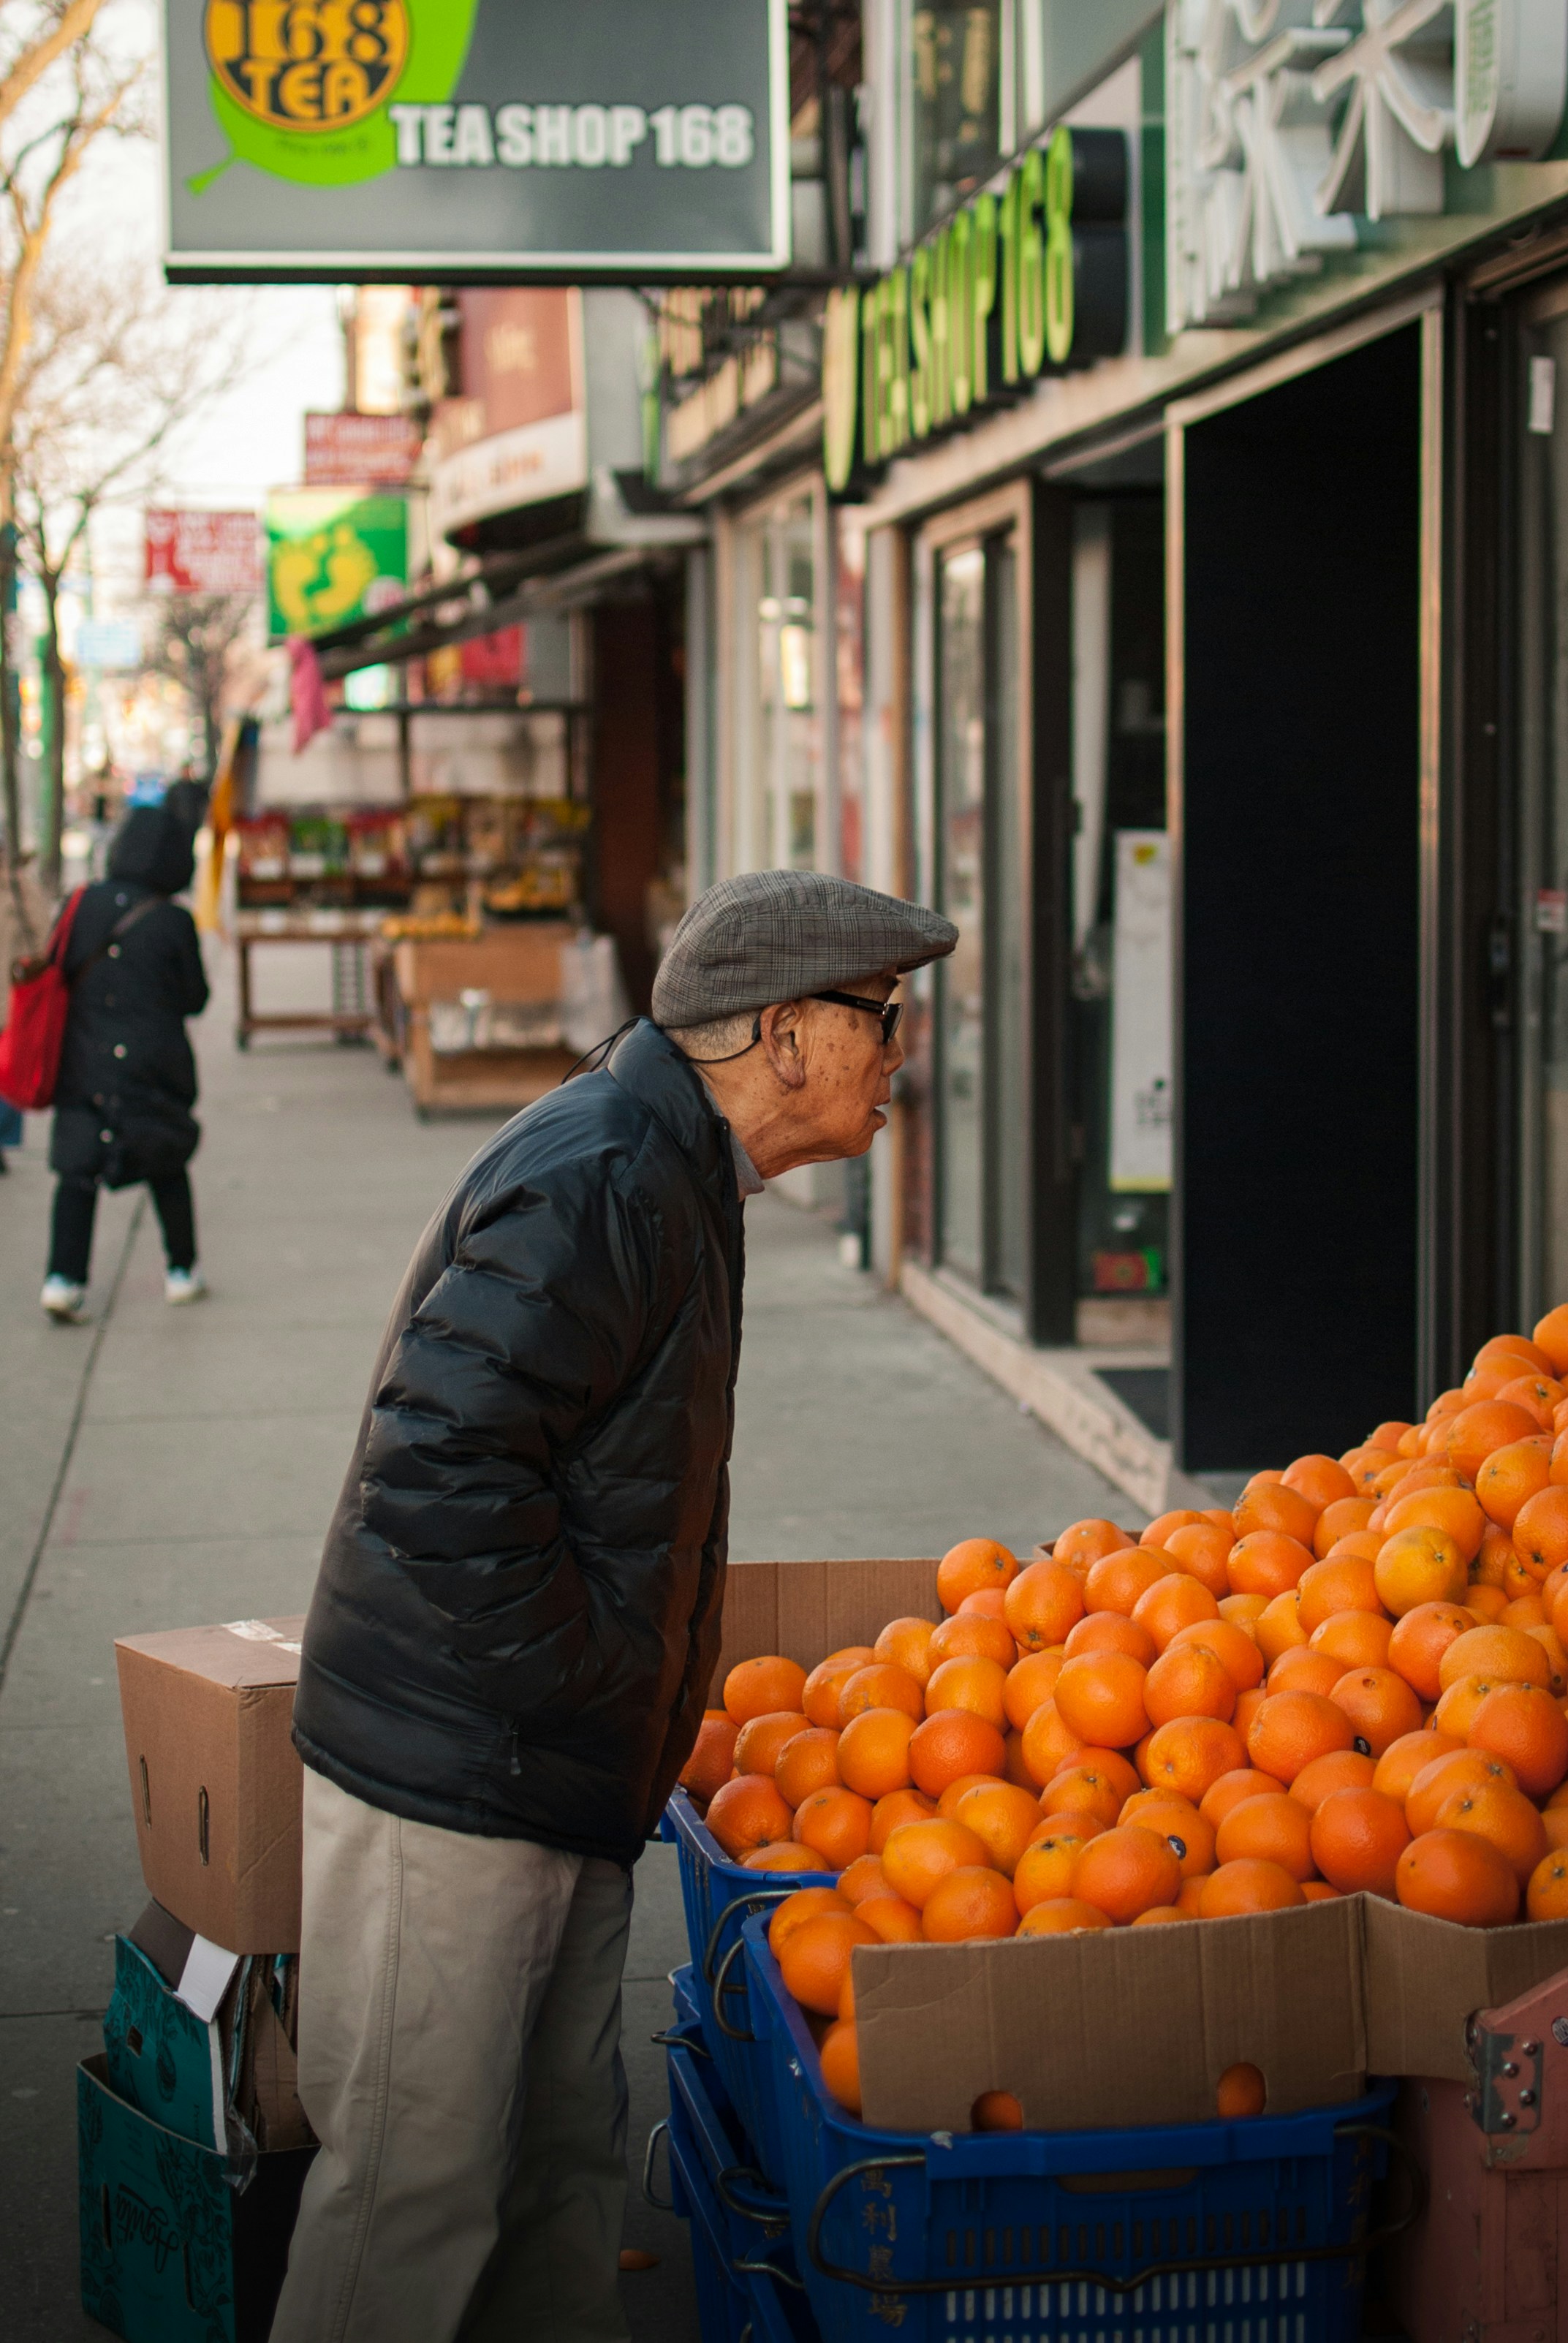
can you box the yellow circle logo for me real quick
[203,1,410,132]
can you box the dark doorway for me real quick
[1176,325,1423,1472]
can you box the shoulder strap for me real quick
[72,893,164,984]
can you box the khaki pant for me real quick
[270,1769,632,2343]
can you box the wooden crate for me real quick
[393,923,577,1116]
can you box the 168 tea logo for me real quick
[203,1,409,131]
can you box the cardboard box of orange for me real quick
[714,1559,1568,2130]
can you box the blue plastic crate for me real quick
[667,2111,750,2343]
[662,1788,835,2167]
[741,1915,1416,2343]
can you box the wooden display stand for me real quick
[233,911,382,1049]
[392,923,577,1116]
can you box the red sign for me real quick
[144,509,260,595]
[304,411,422,486]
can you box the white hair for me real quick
[665,1010,759,1061]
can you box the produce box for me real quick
[1363,1894,1568,2081]
[114,1618,305,1953]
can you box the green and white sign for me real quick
[265,490,407,640]
[164,0,789,282]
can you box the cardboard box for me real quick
[77,2054,312,2343]
[1363,1895,1568,2083]
[114,1617,306,1953]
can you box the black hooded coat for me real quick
[50,807,209,1188]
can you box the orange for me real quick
[818,2017,861,2113]
[768,1888,852,1959]
[1434,1776,1548,1882]
[1246,1690,1355,1784]
[1255,1592,1308,1665]
[1013,1827,1095,1913]
[1168,1619,1265,1691]
[1003,1560,1085,1652]
[836,1853,890,1904]
[1477,1332,1556,1377]
[1547,1809,1568,1852]
[1374,1730,1465,1806]
[1469,1683,1568,1797]
[1504,1596,1549,1627]
[1218,1592,1270,1627]
[1311,1497,1378,1560]
[1074,1825,1183,1923]
[1084,1547,1171,1617]
[1200,1768,1287,1828]
[874,1616,939,1687]
[1268,1649,1348,1698]
[1227,1532,1314,1599]
[936,1771,1004,1818]
[1386,1603,1475,1700]
[972,2089,1026,2130]
[929,1613,1018,1670]
[705,1774,796,1858]
[1141,1508,1209,1548]
[1514,1486,1568,1578]
[1162,1521,1235,1595]
[1215,2062,1268,2117]
[920,1865,1018,1942]
[1004,1650,1066,1731]
[1200,1859,1307,1915]
[792,1786,874,1871]
[1003,1729,1037,1789]
[1175,1875,1211,1914]
[936,1538,1018,1613]
[734,1711,811,1776]
[1052,1517,1130,1572]
[1053,1651,1149,1749]
[1396,1828,1520,1924]
[838,1663,925,1727]
[925,1655,1010,1732]
[836,1708,917,1801]
[1385,1485,1488,1564]
[1142,1716,1246,1802]
[868,1787,937,1851]
[953,1782,1042,1875]
[724,1656,808,1725]
[775,1727,844,1808]
[1473,1529,1536,1593]
[1015,1897,1111,1935]
[1018,1701,1083,1786]
[681,1711,740,1803]
[857,1891,923,1942]
[1311,1610,1394,1670]
[1309,1786,1410,1894]
[1376,1526,1469,1616]
[1436,1624,1551,1694]
[1284,1453,1358,1510]
[881,1817,991,1909]
[1527,1848,1568,1919]
[1526,1624,1568,1697]
[1289,1749,1376,1812]
[1143,1643,1237,1727]
[1120,1790,1216,1871]
[1296,1553,1382,1637]
[908,1710,1008,1798]
[958,1589,1010,1619]
[1445,1400,1544,1483]
[803,1657,873,1728]
[1406,1749,1518,1836]
[743,1843,827,1872]
[1322,1531,1387,1566]
[1039,1761,1123,1830]
[1133,1574,1221,1651]
[1534,1306,1568,1371]
[1234,1687,1268,1742]
[1329,1668,1424,1757]
[1214,1792,1316,1881]
[1431,1675,1510,1739]
[1476,1437,1554,1531]
[1235,1477,1319,1543]
[1469,1585,1515,1624]
[779,1912,879,2015]
[1064,1612,1157,1665]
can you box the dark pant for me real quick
[49,1172,196,1283]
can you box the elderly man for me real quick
[273,869,955,2343]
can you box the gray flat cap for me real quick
[652,868,958,1028]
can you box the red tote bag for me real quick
[0,887,83,1110]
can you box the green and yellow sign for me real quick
[823,125,1128,496]
[265,489,407,639]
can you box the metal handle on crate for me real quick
[710,1934,756,2043]
[701,1890,798,1984]
[714,2162,790,2233]
[732,2252,808,2293]
[805,2122,1428,2300]
[641,2118,673,2212]
[651,2026,713,2060]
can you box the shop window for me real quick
[744,489,825,871]
[909,0,1004,238]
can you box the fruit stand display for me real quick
[380,922,578,1117]
[654,1305,1568,2343]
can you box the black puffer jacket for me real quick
[50,808,208,1188]
[293,1020,746,1867]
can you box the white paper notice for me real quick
[176,1934,241,2026]
[1109,830,1173,1193]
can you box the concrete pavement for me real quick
[0,942,1134,2340]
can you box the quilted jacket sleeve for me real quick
[357,1146,665,1718]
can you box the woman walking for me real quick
[42,803,209,1321]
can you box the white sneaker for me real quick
[41,1276,88,1322]
[164,1267,207,1306]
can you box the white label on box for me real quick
[224,1618,303,1654]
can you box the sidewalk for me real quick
[0,945,1133,2341]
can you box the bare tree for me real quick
[146,591,257,784]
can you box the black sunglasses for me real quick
[812,989,903,1044]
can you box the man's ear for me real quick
[759,999,808,1089]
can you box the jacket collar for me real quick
[605,1019,733,1199]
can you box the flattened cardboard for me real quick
[854,1896,1365,2133]
[713,1557,941,1684]
[1363,1896,1568,2082]
[114,1617,306,1953]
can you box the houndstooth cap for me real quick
[651,868,957,1028]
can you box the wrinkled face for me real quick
[796,971,905,1160]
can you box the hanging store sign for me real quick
[1166,0,1568,333]
[822,125,1128,497]
[162,0,789,283]
[265,491,407,639]
[145,507,260,595]
[304,411,423,486]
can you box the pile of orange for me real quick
[678,1309,1568,2118]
